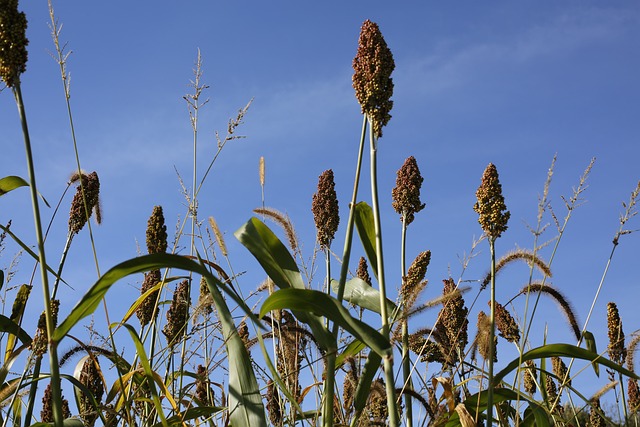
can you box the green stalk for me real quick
[322,115,367,427]
[400,214,413,427]
[369,121,399,426]
[486,238,497,427]
[13,84,63,427]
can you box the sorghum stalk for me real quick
[324,116,367,427]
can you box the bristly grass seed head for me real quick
[146,205,167,254]
[68,171,101,235]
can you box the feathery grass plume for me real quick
[480,249,552,290]
[162,279,190,347]
[436,278,468,367]
[400,250,431,312]
[68,171,101,235]
[606,302,626,366]
[524,360,537,394]
[589,398,606,427]
[352,19,395,138]
[0,0,28,88]
[613,180,640,246]
[259,156,265,187]
[392,156,426,225]
[628,378,640,414]
[627,332,640,371]
[41,383,71,423]
[473,163,510,240]
[266,380,282,427]
[195,364,211,405]
[31,299,60,357]
[78,357,104,427]
[519,283,581,341]
[494,302,520,343]
[356,256,372,287]
[552,356,571,388]
[146,205,168,254]
[475,311,496,362]
[254,207,299,254]
[311,169,340,249]
[136,269,161,326]
[208,216,228,257]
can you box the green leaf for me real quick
[492,343,639,387]
[336,339,367,367]
[354,202,378,280]
[0,176,28,196]
[352,351,382,421]
[0,314,31,348]
[54,253,259,342]
[149,406,223,427]
[5,284,31,361]
[29,418,85,427]
[330,278,396,315]
[261,289,391,357]
[204,270,268,427]
[235,217,331,350]
[583,330,599,377]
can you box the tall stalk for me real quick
[13,83,64,427]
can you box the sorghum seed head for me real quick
[392,156,426,225]
[607,302,626,365]
[41,383,71,422]
[589,399,606,427]
[400,251,431,311]
[495,302,520,343]
[437,278,468,367]
[552,356,571,387]
[162,280,190,347]
[311,169,339,249]
[356,256,372,287]
[136,269,161,326]
[146,205,167,254]
[628,378,640,414]
[266,380,282,427]
[476,310,496,362]
[68,172,101,235]
[198,276,212,315]
[79,357,104,427]
[524,360,537,394]
[31,299,59,357]
[0,0,28,88]
[352,19,395,138]
[196,364,211,405]
[474,163,510,240]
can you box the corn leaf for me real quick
[0,176,28,196]
[330,278,396,315]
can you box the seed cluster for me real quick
[163,279,190,347]
[392,156,426,225]
[400,250,431,312]
[352,20,395,138]
[68,172,101,235]
[79,357,104,427]
[311,169,339,249]
[0,0,28,88]
[474,163,510,240]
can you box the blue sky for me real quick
[2,0,640,407]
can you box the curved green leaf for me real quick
[354,202,378,280]
[149,406,223,427]
[260,289,391,357]
[204,269,268,427]
[235,217,331,350]
[0,314,31,348]
[352,351,382,422]
[5,284,32,361]
[492,343,639,387]
[54,253,259,342]
[0,176,28,196]
[583,330,599,377]
[330,278,396,315]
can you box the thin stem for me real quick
[369,120,399,426]
[13,83,63,427]
[400,215,413,427]
[486,238,497,427]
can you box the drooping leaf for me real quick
[261,288,391,357]
[352,351,382,423]
[204,270,268,427]
[0,314,31,349]
[0,176,28,196]
[54,253,259,342]
[5,284,32,361]
[583,330,599,377]
[492,343,639,388]
[354,202,378,280]
[235,217,332,350]
[330,278,396,315]
[149,406,224,427]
